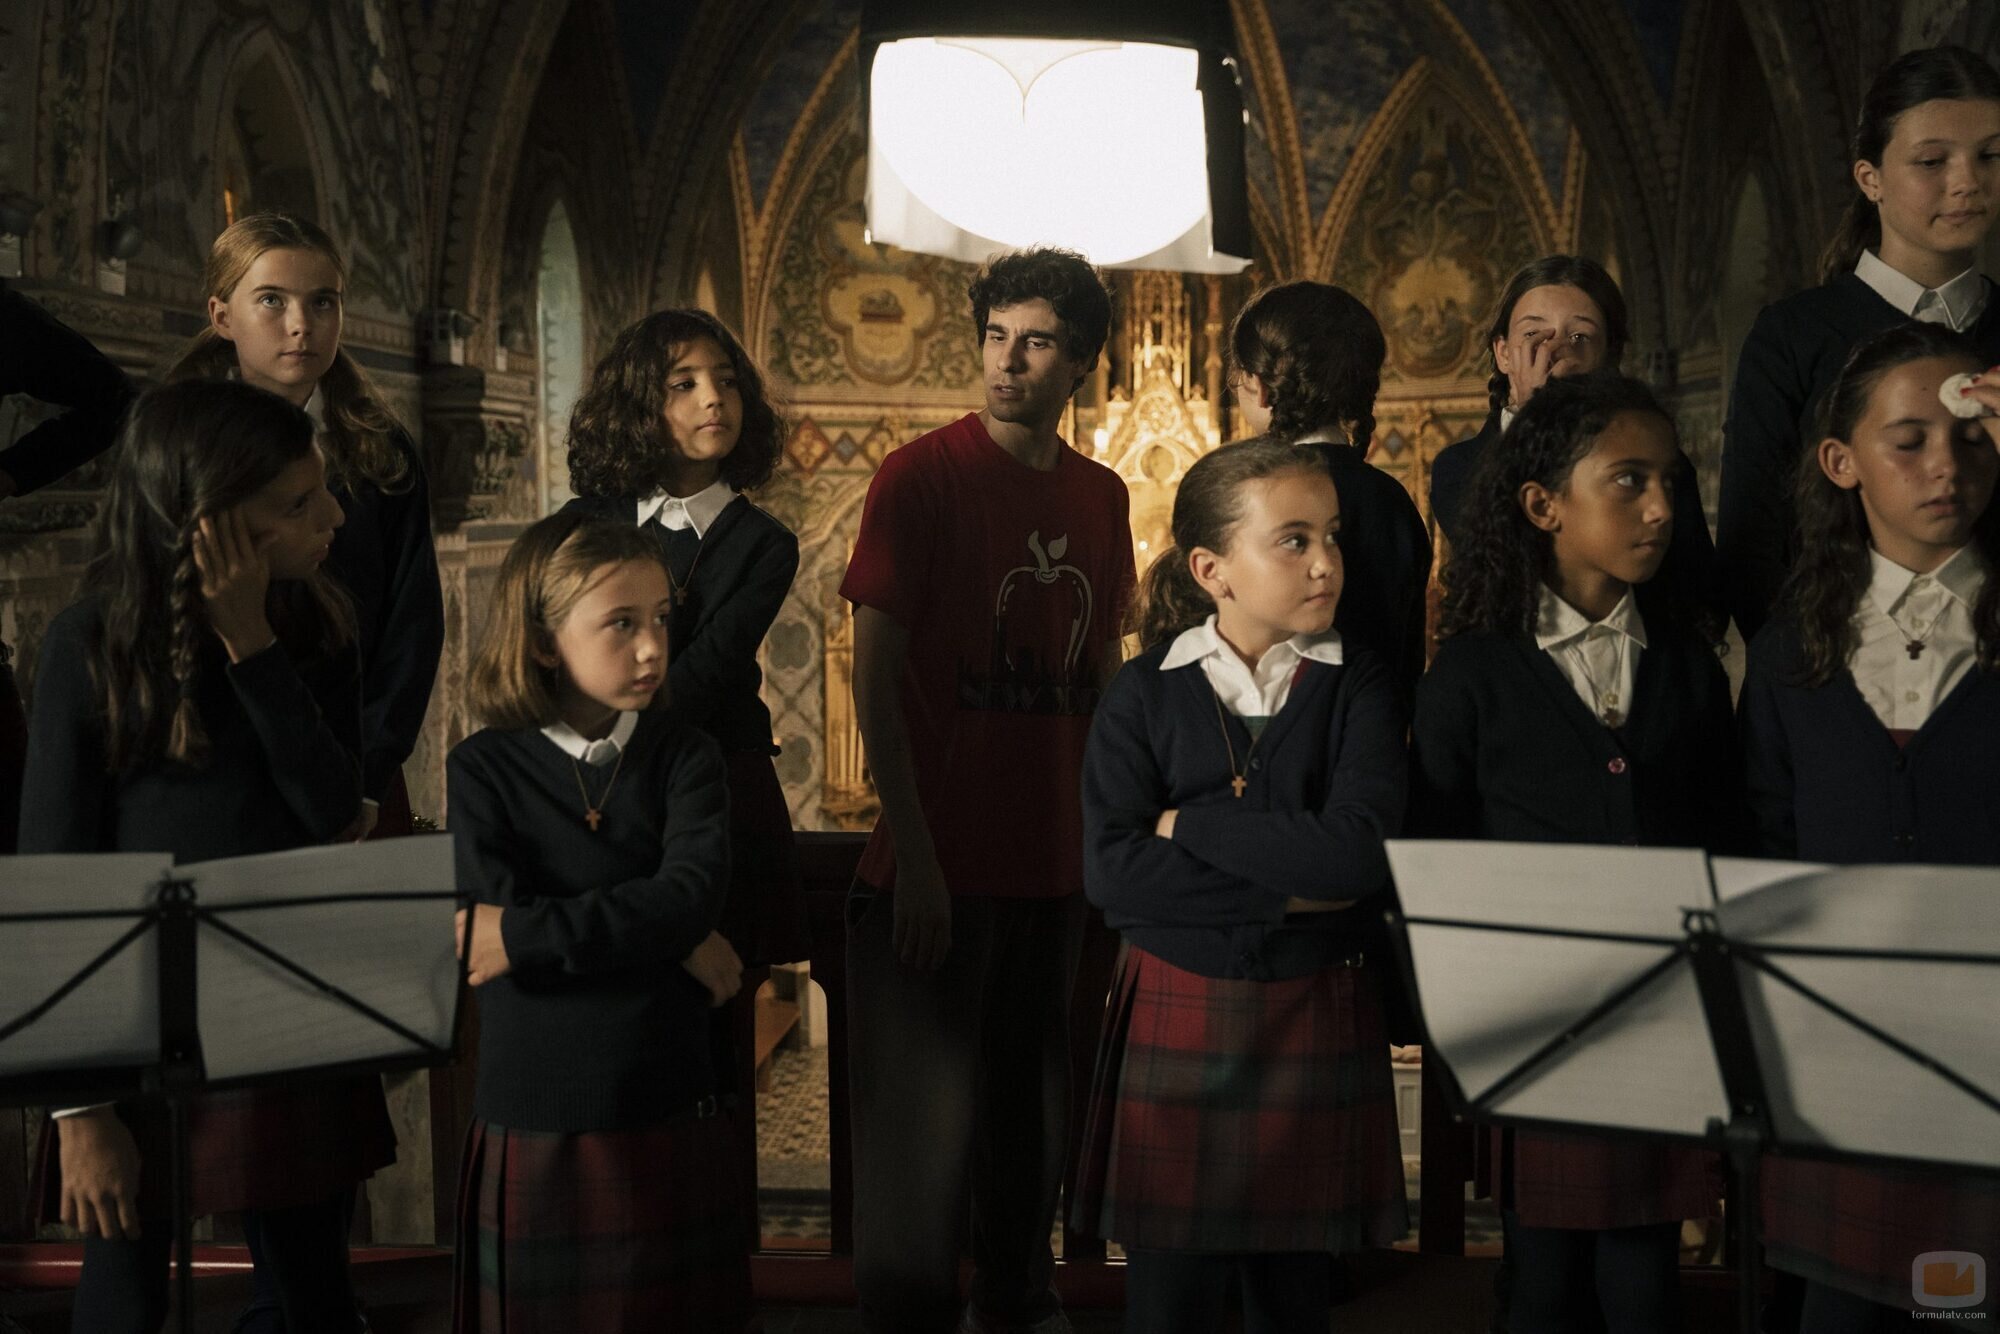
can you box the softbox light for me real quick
[859,0,1252,273]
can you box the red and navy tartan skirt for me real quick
[35,1076,397,1221]
[1070,944,1408,1254]
[1478,1122,1719,1231]
[452,1111,756,1334]
[1762,1157,2000,1310]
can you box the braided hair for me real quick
[1228,281,1383,448]
[82,381,353,772]
[1482,257,1629,416]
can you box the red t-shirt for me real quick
[840,412,1135,897]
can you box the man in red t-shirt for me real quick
[841,248,1134,1334]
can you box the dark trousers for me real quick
[1504,1212,1680,1334]
[73,1193,358,1334]
[1125,1249,1331,1334]
[847,890,1088,1334]
[237,1191,362,1332]
[1799,1281,1923,1333]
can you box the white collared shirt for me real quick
[1851,545,1986,731]
[1160,614,1343,718]
[637,479,736,538]
[1499,406,1516,433]
[541,710,639,767]
[1854,249,1989,332]
[1535,586,1648,726]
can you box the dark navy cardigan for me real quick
[1410,615,1746,852]
[1741,617,2000,864]
[1081,640,1406,981]
[1429,412,1722,626]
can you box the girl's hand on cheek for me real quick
[194,507,277,662]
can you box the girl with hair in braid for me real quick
[1230,281,1432,704]
[1429,257,1719,621]
[19,379,392,1333]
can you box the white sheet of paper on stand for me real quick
[1717,862,2000,1173]
[1384,840,1728,1139]
[0,853,171,1078]
[179,836,458,1084]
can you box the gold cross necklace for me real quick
[1209,685,1260,799]
[570,747,627,832]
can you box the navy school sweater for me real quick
[1741,618,2000,865]
[446,711,730,1131]
[1082,641,1407,980]
[19,598,362,858]
[1410,615,1747,853]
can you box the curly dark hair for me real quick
[1483,256,1629,416]
[1138,435,1328,649]
[1781,322,2000,684]
[1228,280,1384,446]
[1440,371,1712,644]
[566,309,784,497]
[82,381,354,773]
[967,247,1112,375]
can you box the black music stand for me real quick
[1381,841,2000,1332]
[0,839,465,1333]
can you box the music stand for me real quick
[1381,841,2000,1331]
[0,837,465,1333]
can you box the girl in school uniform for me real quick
[1412,372,1740,1334]
[1429,256,1718,620]
[1229,280,1433,703]
[19,380,392,1334]
[448,511,751,1333]
[1720,45,2000,641]
[1071,436,1409,1334]
[167,211,444,840]
[1740,322,2000,1331]
[561,309,805,968]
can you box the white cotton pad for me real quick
[1940,372,1989,418]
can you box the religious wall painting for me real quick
[818,153,946,384]
[1340,87,1538,387]
[763,131,978,392]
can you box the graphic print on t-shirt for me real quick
[961,528,1101,716]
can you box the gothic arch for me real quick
[210,28,329,230]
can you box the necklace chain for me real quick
[1208,684,1261,799]
[1565,629,1629,727]
[570,746,627,832]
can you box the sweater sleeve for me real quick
[358,448,445,802]
[1666,449,1723,625]
[1082,665,1289,928]
[0,288,136,496]
[668,524,797,738]
[1737,632,1799,857]
[1718,306,1807,642]
[226,642,364,843]
[1408,642,1483,838]
[491,736,732,976]
[1170,656,1406,901]
[1693,650,1752,856]
[16,608,113,852]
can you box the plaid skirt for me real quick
[1070,944,1408,1254]
[720,750,807,968]
[34,1076,397,1221]
[1481,1123,1719,1231]
[452,1111,756,1334]
[1762,1157,2000,1311]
